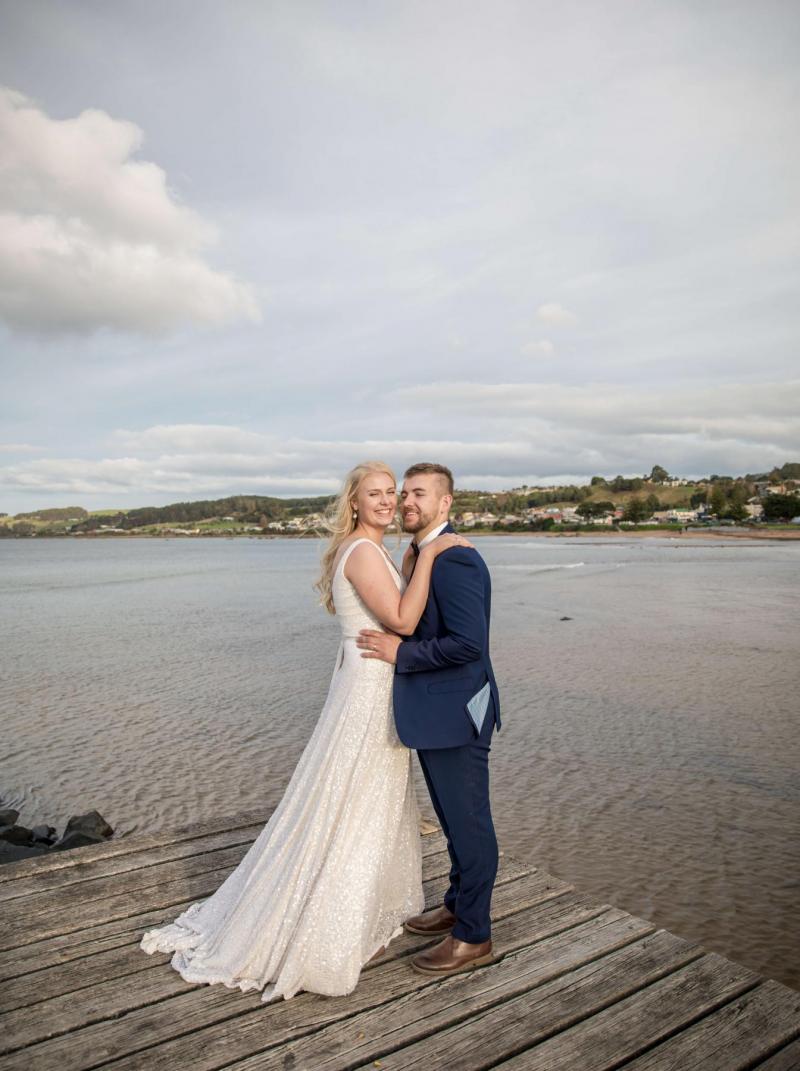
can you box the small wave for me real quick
[495,562,585,573]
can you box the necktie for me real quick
[408,539,419,579]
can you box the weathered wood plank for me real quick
[0,836,455,983]
[0,823,269,904]
[0,853,533,1011]
[0,853,542,1051]
[8,843,261,924]
[235,909,661,1071]
[620,980,800,1070]
[0,809,275,883]
[0,836,452,979]
[0,840,451,952]
[472,954,761,1071]
[1,828,448,922]
[339,929,704,1071]
[0,812,442,887]
[0,827,447,915]
[753,1036,800,1069]
[0,885,599,1070]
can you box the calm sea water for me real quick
[1,535,798,989]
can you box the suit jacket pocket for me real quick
[427,676,472,694]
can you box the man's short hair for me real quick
[404,462,454,496]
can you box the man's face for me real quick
[400,473,451,534]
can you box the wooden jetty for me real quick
[1,807,798,1070]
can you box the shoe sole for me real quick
[410,951,498,976]
[403,921,454,936]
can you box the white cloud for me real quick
[389,379,800,462]
[1,402,794,506]
[0,87,260,333]
[0,442,42,453]
[520,339,555,358]
[535,303,577,327]
[0,425,543,499]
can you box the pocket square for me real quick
[466,680,491,734]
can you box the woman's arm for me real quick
[395,550,487,671]
[345,535,470,636]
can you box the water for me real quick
[1,535,798,989]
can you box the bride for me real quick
[139,460,469,1002]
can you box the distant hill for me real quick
[2,461,797,534]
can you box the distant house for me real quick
[653,509,699,523]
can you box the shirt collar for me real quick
[415,520,449,551]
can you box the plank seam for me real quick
[741,1028,800,1071]
[483,973,763,1071]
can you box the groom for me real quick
[357,462,501,977]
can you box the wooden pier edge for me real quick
[0,809,797,1070]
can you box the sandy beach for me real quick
[472,527,800,542]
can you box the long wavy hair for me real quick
[314,460,397,615]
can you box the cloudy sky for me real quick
[1,0,798,512]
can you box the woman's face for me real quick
[353,472,397,529]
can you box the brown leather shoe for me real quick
[410,934,497,976]
[403,904,456,936]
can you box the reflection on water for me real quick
[1,535,798,989]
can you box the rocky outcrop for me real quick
[0,807,114,864]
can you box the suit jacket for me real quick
[393,522,501,748]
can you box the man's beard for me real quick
[402,510,435,533]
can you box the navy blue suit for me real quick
[393,523,501,943]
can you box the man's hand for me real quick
[356,629,402,664]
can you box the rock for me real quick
[31,824,57,843]
[62,810,114,840]
[0,842,49,863]
[52,830,108,851]
[0,824,34,845]
[0,807,115,864]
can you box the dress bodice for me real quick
[332,538,405,639]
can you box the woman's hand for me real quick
[421,532,474,559]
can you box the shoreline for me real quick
[5,527,798,542]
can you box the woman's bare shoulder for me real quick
[333,535,377,575]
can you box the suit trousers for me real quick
[416,696,498,943]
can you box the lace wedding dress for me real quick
[139,537,424,1002]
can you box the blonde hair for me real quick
[314,460,397,614]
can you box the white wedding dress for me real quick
[139,537,424,1001]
